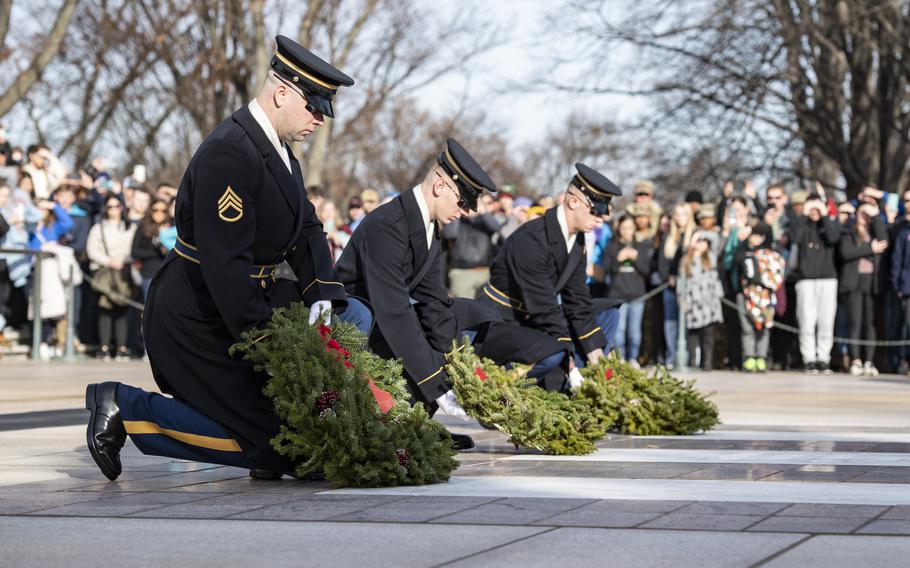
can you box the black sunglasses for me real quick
[573,187,611,217]
[436,171,469,211]
[273,74,318,114]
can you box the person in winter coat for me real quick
[839,203,888,376]
[86,195,136,360]
[605,215,653,366]
[657,203,696,368]
[890,191,910,377]
[734,223,786,372]
[787,193,841,374]
[679,230,724,371]
[28,197,74,358]
[131,199,171,300]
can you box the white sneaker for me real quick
[863,361,879,377]
[629,360,641,370]
[849,360,864,376]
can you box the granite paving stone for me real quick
[533,499,689,527]
[67,468,249,492]
[0,491,114,515]
[0,516,548,568]
[640,513,765,531]
[747,516,868,534]
[446,527,804,568]
[676,465,789,480]
[536,510,659,528]
[777,503,889,518]
[430,497,596,525]
[762,535,910,568]
[330,496,498,523]
[227,494,407,521]
[847,470,910,484]
[27,491,217,517]
[673,501,788,516]
[881,505,910,520]
[124,493,299,519]
[855,520,910,535]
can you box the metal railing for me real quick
[0,247,57,360]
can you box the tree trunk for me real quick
[249,0,267,96]
[0,0,79,118]
[302,0,378,187]
[0,0,12,52]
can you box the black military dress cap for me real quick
[436,138,498,212]
[572,162,621,216]
[270,35,354,118]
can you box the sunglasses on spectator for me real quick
[151,207,167,213]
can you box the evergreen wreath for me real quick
[446,343,719,454]
[577,353,720,435]
[446,340,607,455]
[230,303,457,488]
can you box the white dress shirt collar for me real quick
[248,100,291,172]
[412,186,434,251]
[556,204,577,253]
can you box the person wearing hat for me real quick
[629,200,661,242]
[697,202,719,232]
[685,190,704,217]
[632,180,654,204]
[481,163,623,391]
[84,36,371,481]
[336,139,565,447]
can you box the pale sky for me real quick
[412,0,646,147]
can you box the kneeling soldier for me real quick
[481,163,622,390]
[85,37,369,481]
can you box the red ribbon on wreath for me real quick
[603,368,614,381]
[317,325,396,413]
[474,367,488,382]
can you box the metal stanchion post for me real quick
[61,264,78,361]
[675,274,688,372]
[30,254,43,360]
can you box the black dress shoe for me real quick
[450,432,475,451]
[85,382,126,481]
[249,469,284,480]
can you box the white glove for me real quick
[308,300,332,326]
[435,389,469,420]
[567,367,585,390]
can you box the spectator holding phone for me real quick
[839,202,888,376]
[788,190,841,374]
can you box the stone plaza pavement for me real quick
[2,360,910,567]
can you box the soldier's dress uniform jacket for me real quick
[142,104,346,469]
[335,188,469,405]
[483,206,608,358]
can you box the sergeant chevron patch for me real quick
[218,186,243,222]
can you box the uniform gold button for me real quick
[260,280,267,289]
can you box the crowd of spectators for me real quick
[0,131,177,360]
[2,129,910,377]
